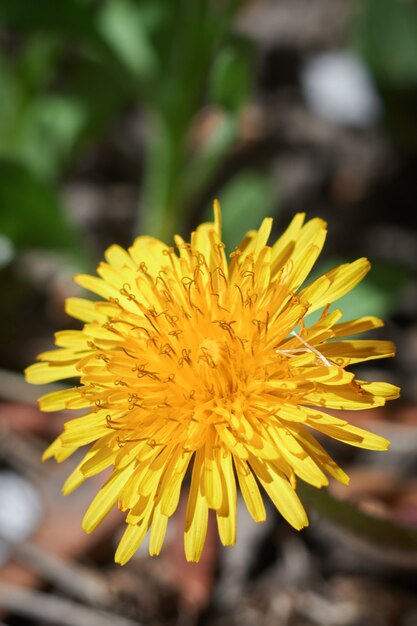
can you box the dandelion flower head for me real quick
[25,203,399,562]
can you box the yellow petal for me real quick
[39,388,90,412]
[62,412,109,446]
[250,455,308,530]
[203,429,223,510]
[270,212,306,274]
[65,297,115,323]
[104,244,137,270]
[62,468,86,495]
[184,450,209,562]
[149,504,169,556]
[119,464,150,512]
[37,348,89,363]
[234,457,266,522]
[321,340,396,366]
[75,274,117,300]
[332,316,384,338]
[290,427,349,486]
[268,427,328,488]
[240,217,273,260]
[54,330,89,348]
[284,219,327,291]
[128,236,169,274]
[301,258,370,313]
[82,465,134,533]
[302,385,386,410]
[296,407,390,450]
[25,362,80,384]
[159,450,193,517]
[42,436,78,463]
[115,521,150,565]
[359,381,400,399]
[61,435,115,494]
[216,449,237,546]
[80,442,118,478]
[294,365,354,386]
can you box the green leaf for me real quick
[300,483,417,552]
[14,96,87,180]
[354,0,417,87]
[97,0,158,80]
[209,43,251,112]
[17,35,62,91]
[68,54,137,141]
[0,159,78,250]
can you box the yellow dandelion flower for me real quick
[25,203,399,562]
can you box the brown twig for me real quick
[0,583,142,626]
[0,428,46,480]
[3,536,111,608]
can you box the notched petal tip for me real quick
[378,436,390,451]
[114,553,126,566]
[42,443,57,462]
[295,513,309,531]
[114,523,149,565]
[361,432,390,451]
[81,517,95,535]
[335,471,350,487]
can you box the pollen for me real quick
[198,338,223,368]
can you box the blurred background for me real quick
[0,0,417,624]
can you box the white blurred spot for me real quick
[301,51,382,127]
[0,471,43,565]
